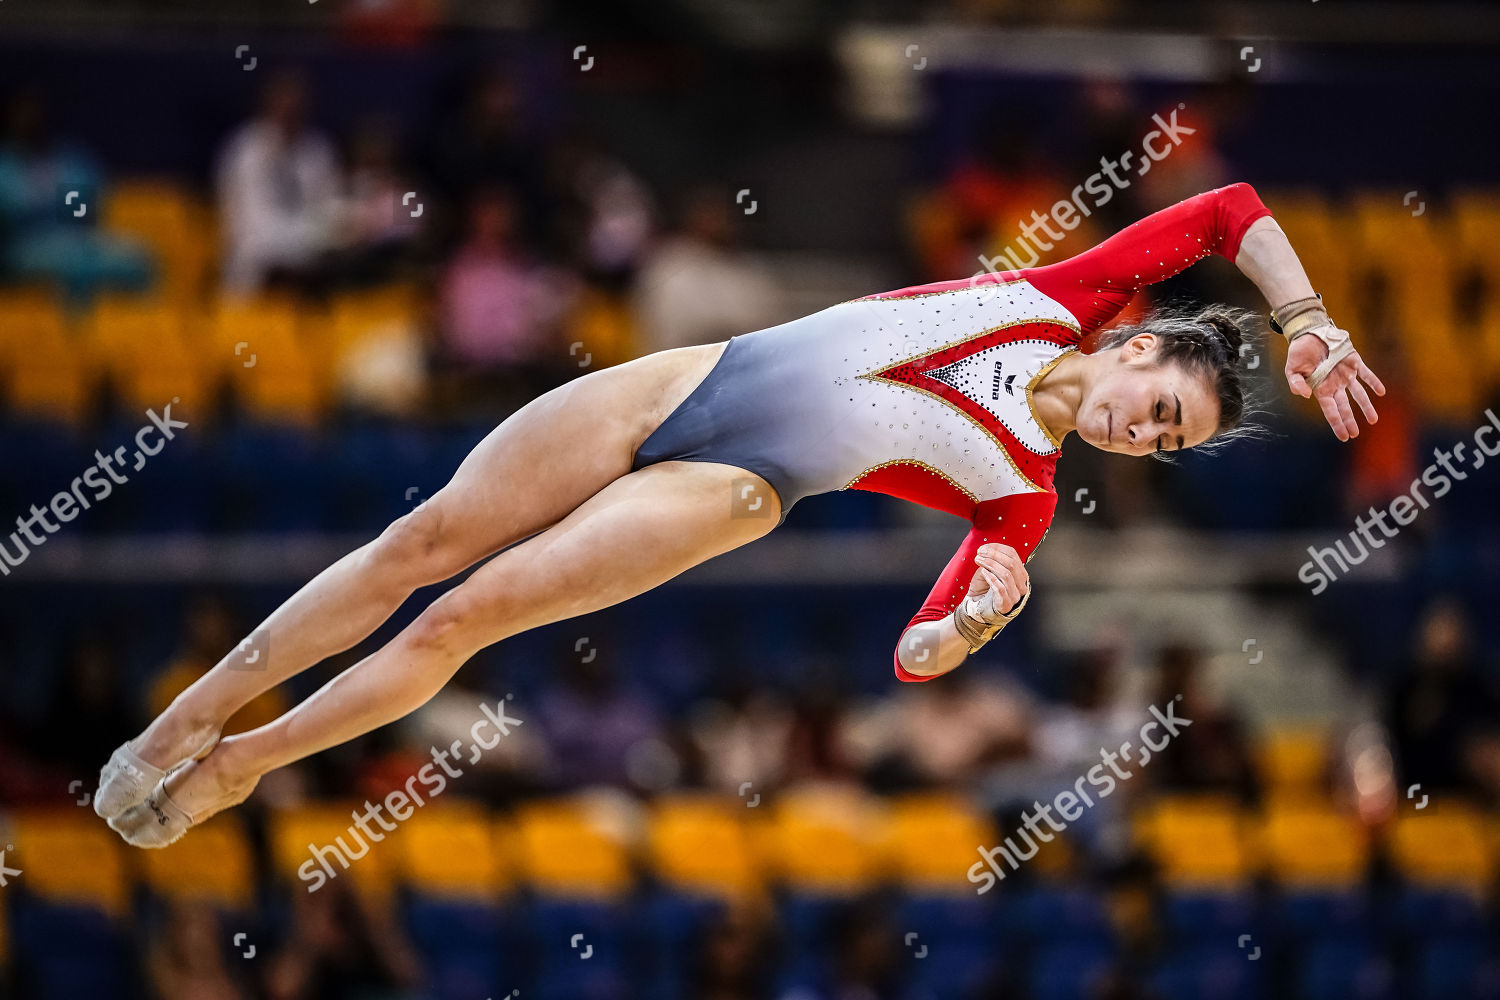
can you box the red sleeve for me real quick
[1024,182,1273,336]
[894,491,1058,682]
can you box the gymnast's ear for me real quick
[1118,330,1159,362]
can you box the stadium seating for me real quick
[1,780,1496,999]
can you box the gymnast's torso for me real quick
[632,276,1077,520]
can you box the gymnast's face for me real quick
[1077,333,1220,457]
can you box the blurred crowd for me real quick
[0,66,792,419]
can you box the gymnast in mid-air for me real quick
[97,182,1382,846]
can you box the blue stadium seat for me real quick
[209,423,329,531]
[525,897,632,1000]
[10,899,134,997]
[777,894,848,986]
[1298,938,1396,1000]
[632,891,727,1000]
[1027,940,1115,1000]
[1414,938,1500,1000]
[1003,887,1114,949]
[405,897,510,1000]
[1162,890,1259,946]
[897,893,1005,998]
[1276,888,1376,943]
[1149,945,1264,1000]
[1388,887,1486,944]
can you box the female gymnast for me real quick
[97,182,1383,846]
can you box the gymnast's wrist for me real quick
[953,583,1030,652]
[1269,294,1333,342]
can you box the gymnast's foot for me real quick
[95,711,223,821]
[107,739,258,849]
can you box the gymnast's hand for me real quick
[1284,330,1386,442]
[969,543,1029,620]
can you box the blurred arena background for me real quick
[2,0,1499,998]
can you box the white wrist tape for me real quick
[1295,322,1356,390]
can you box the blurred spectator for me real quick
[437,183,575,365]
[1383,597,1500,801]
[215,70,341,294]
[0,85,153,306]
[907,103,1082,282]
[535,641,666,791]
[323,113,421,289]
[146,898,252,1000]
[147,594,290,738]
[434,183,578,411]
[422,66,553,250]
[842,669,1033,790]
[391,683,552,802]
[632,183,782,353]
[689,676,794,795]
[782,679,859,785]
[264,876,423,1000]
[549,131,655,285]
[30,628,136,780]
[1032,644,1140,781]
[1147,643,1259,803]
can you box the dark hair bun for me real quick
[1196,304,1249,361]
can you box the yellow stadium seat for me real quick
[104,179,215,303]
[1387,804,1493,891]
[322,284,421,368]
[562,286,641,369]
[1,297,91,421]
[647,796,760,897]
[8,809,130,915]
[1255,727,1330,792]
[205,297,328,422]
[83,296,208,413]
[514,800,632,897]
[759,787,882,893]
[0,289,73,368]
[1135,796,1254,888]
[135,814,254,908]
[1259,802,1370,887]
[1450,189,1500,266]
[268,803,401,894]
[1260,190,1355,312]
[1348,190,1454,268]
[881,793,997,892]
[399,803,507,899]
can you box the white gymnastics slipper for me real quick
[94,730,219,820]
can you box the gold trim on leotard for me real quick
[1025,347,1077,451]
[839,458,981,502]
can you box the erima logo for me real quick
[991,361,1016,400]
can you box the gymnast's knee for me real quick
[405,588,488,660]
[367,505,453,584]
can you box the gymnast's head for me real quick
[1071,303,1263,458]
